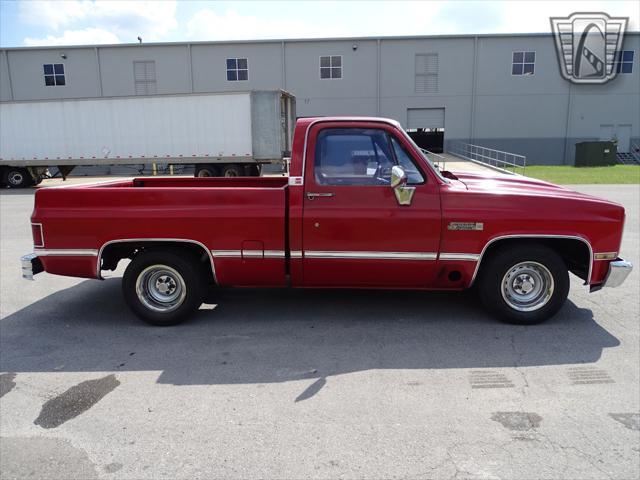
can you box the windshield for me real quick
[398,129,449,183]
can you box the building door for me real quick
[407,108,445,152]
[599,124,614,141]
[616,124,632,153]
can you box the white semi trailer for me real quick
[0,90,295,188]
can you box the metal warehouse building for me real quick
[1,32,638,165]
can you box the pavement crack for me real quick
[509,334,529,395]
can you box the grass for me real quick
[522,165,640,184]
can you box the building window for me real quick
[43,63,65,86]
[614,50,634,73]
[512,51,535,75]
[415,54,438,93]
[320,55,342,79]
[227,58,248,81]
[133,60,157,95]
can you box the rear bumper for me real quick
[21,253,43,280]
[602,258,633,289]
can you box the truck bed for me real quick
[32,177,289,286]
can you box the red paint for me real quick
[31,118,626,290]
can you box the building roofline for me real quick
[2,31,639,51]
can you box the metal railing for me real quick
[448,142,526,175]
[631,141,640,163]
[420,148,446,170]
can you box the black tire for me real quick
[2,167,32,188]
[477,244,569,325]
[122,250,205,326]
[195,165,219,177]
[221,164,242,177]
[247,164,261,176]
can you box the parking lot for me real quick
[0,183,638,479]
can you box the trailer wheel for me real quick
[222,164,242,177]
[195,165,219,177]
[477,244,569,325]
[122,250,205,326]
[2,167,32,188]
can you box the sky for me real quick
[0,0,638,47]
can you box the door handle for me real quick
[306,192,335,200]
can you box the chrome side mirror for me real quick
[390,165,415,206]
[390,165,407,188]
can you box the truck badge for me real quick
[448,222,484,231]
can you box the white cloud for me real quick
[24,27,120,46]
[15,1,640,47]
[20,0,177,45]
[186,8,348,41]
[498,1,640,33]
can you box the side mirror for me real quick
[390,165,407,189]
[390,165,415,206]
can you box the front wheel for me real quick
[477,244,569,325]
[122,250,205,326]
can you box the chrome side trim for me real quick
[304,251,437,260]
[97,238,217,283]
[469,234,594,286]
[35,248,98,256]
[32,223,44,248]
[211,250,241,257]
[439,253,481,261]
[211,250,285,258]
[290,250,303,258]
[264,250,286,258]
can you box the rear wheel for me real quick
[2,167,32,188]
[477,244,569,325]
[122,250,205,326]
[195,165,218,177]
[222,164,241,177]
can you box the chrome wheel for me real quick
[196,169,212,177]
[224,169,238,177]
[135,265,187,313]
[501,261,554,312]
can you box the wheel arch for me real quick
[98,238,217,284]
[471,235,593,286]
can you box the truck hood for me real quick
[447,170,617,205]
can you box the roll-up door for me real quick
[407,108,445,129]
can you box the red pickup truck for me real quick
[22,117,632,326]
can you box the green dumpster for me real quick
[575,141,617,167]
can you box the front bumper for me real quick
[21,253,43,280]
[602,258,633,288]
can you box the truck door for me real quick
[301,121,442,288]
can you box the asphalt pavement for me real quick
[0,184,638,479]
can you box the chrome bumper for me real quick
[602,258,633,288]
[21,253,43,280]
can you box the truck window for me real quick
[390,136,425,184]
[314,128,395,186]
